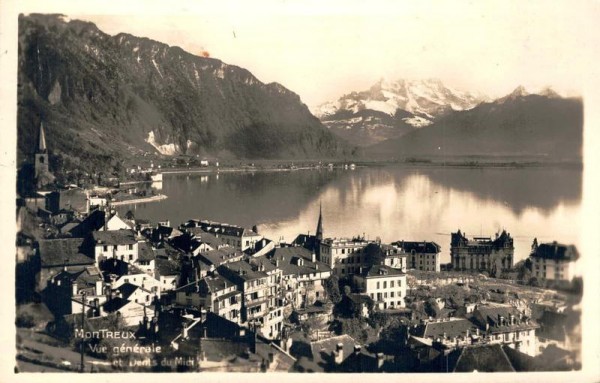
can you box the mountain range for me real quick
[364,86,583,160]
[313,78,488,146]
[17,14,583,178]
[17,14,348,174]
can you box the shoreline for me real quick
[111,194,168,206]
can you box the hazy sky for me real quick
[10,0,597,107]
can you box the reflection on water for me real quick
[119,166,581,265]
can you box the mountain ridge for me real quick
[313,78,488,146]
[364,87,583,160]
[17,14,349,176]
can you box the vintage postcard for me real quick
[1,0,599,381]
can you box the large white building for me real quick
[319,237,371,276]
[353,265,407,310]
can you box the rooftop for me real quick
[39,238,94,267]
[268,247,331,276]
[531,242,579,261]
[92,229,137,246]
[392,240,441,254]
[363,264,405,278]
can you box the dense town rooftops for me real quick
[531,242,579,261]
[39,238,94,267]
[92,229,137,246]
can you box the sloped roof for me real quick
[532,243,579,261]
[310,334,357,370]
[137,242,156,261]
[452,344,515,372]
[392,241,441,254]
[198,248,243,267]
[419,318,477,340]
[268,247,331,276]
[39,238,94,267]
[92,229,137,246]
[156,257,180,277]
[218,260,268,282]
[363,264,405,278]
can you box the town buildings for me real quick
[450,229,514,274]
[393,241,441,272]
[529,240,579,282]
[319,237,371,276]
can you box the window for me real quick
[129,254,133,261]
[128,244,133,250]
[103,245,108,252]
[398,279,402,286]
[383,281,387,289]
[377,282,380,289]
[370,293,374,299]
[391,292,395,297]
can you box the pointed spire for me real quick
[38,122,47,152]
[316,202,323,242]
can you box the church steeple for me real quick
[315,202,323,242]
[38,122,47,153]
[34,121,54,189]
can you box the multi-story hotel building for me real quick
[319,237,372,276]
[450,230,514,273]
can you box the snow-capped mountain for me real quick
[313,78,488,146]
[366,85,582,160]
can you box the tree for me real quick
[425,298,442,318]
[325,275,342,304]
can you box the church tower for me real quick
[34,122,54,189]
[34,122,49,178]
[315,202,323,242]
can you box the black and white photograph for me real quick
[1,0,599,379]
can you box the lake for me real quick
[117,165,582,266]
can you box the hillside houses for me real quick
[27,203,581,372]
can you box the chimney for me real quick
[311,252,316,263]
[334,343,344,365]
[376,353,384,369]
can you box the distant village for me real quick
[15,124,582,372]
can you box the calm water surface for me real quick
[118,166,581,265]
